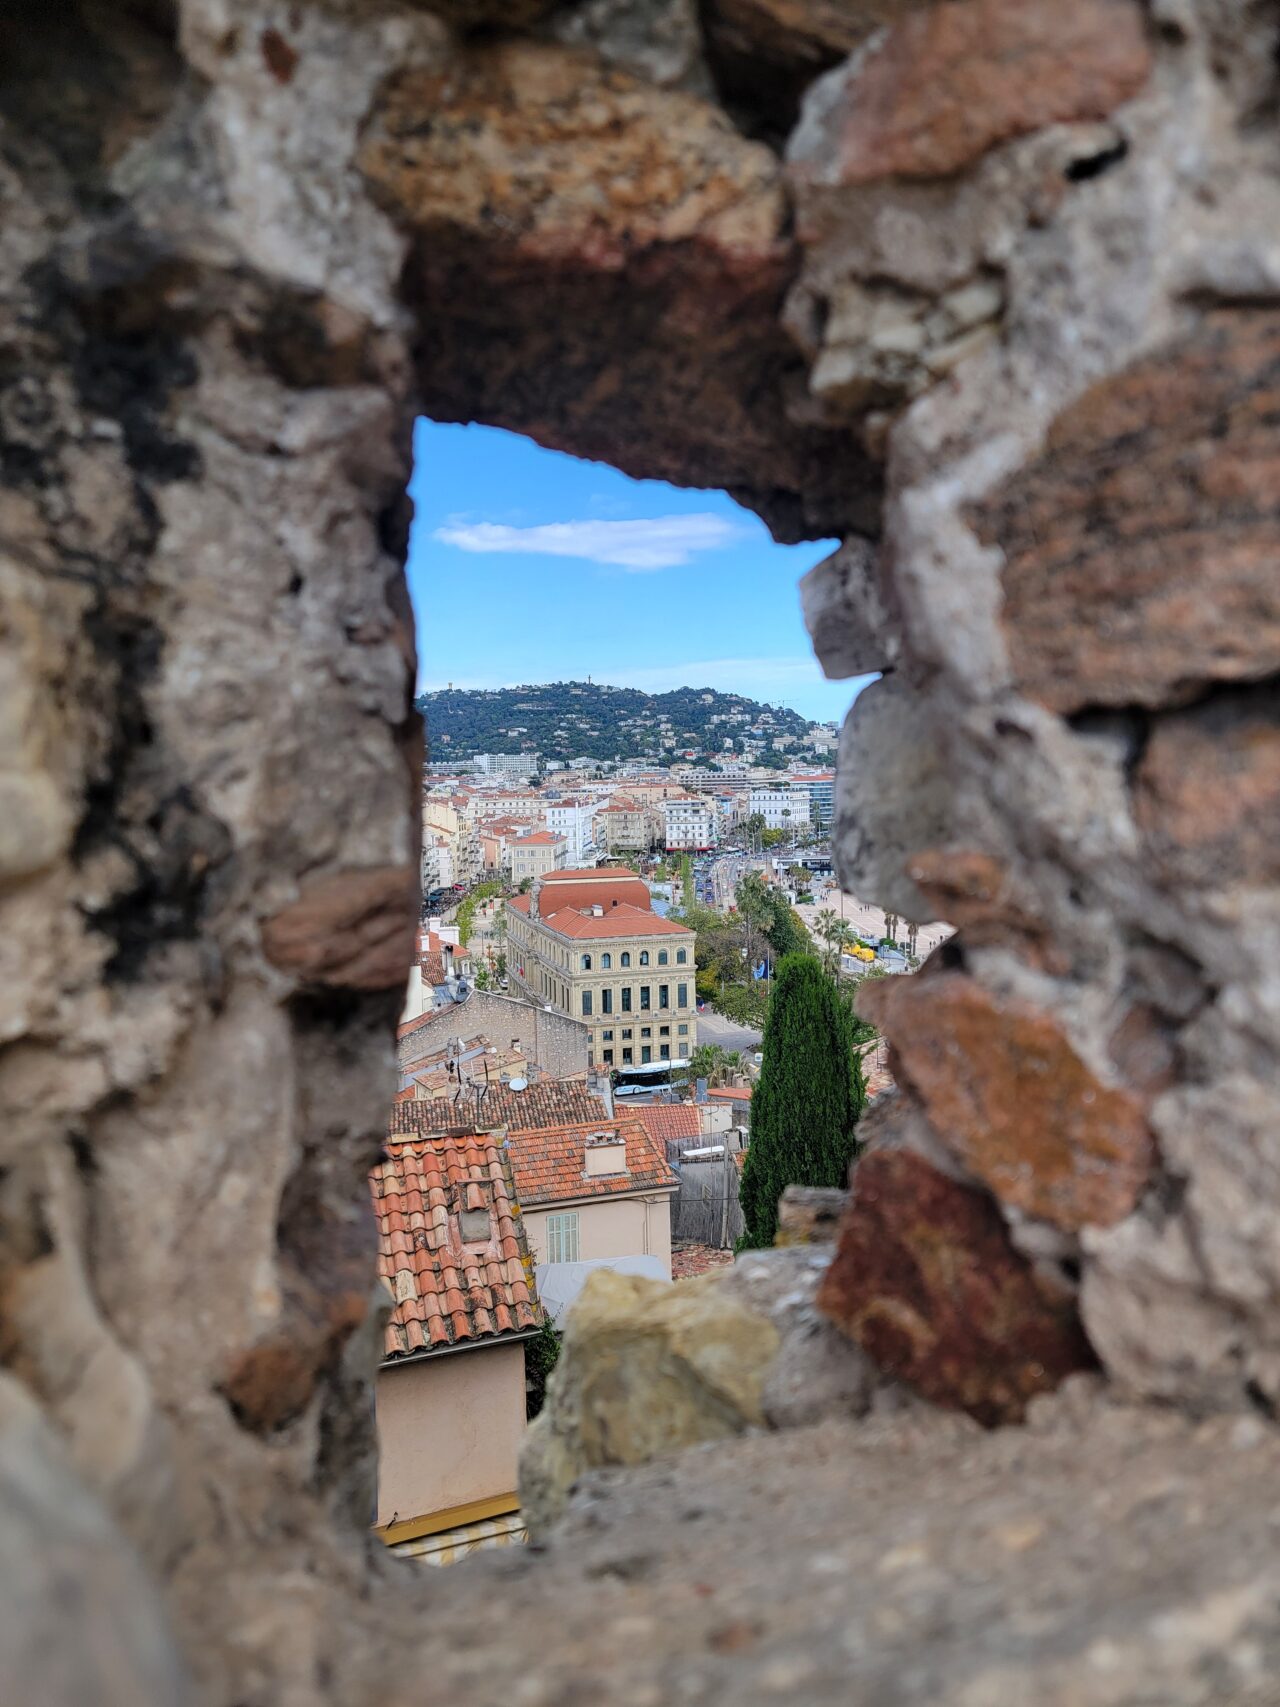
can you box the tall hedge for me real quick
[737,953,867,1249]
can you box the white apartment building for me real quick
[473,752,540,779]
[663,795,718,852]
[420,835,455,895]
[749,785,813,833]
[544,798,601,866]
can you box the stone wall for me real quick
[2,0,1279,1702]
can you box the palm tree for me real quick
[814,908,842,975]
[685,1043,741,1088]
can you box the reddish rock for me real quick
[261,865,417,991]
[904,846,1069,973]
[817,1129,1095,1424]
[789,0,1151,188]
[358,40,877,540]
[859,970,1153,1230]
[1134,683,1280,889]
[977,310,1280,713]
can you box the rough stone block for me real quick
[788,0,1151,188]
[860,969,1154,1230]
[818,1112,1096,1424]
[261,865,417,990]
[1134,682,1280,889]
[359,39,878,539]
[977,310,1280,713]
[800,538,900,678]
[775,1184,848,1244]
[904,845,1069,972]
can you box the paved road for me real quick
[696,1007,763,1056]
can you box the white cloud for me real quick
[432,512,741,571]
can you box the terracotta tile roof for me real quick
[371,1130,542,1359]
[505,1116,678,1208]
[706,1085,752,1101]
[390,1080,606,1138]
[513,830,564,846]
[532,871,653,914]
[632,1102,702,1148]
[509,896,693,940]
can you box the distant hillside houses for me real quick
[418,681,832,768]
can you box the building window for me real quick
[602,988,613,1014]
[658,950,669,965]
[622,987,632,1012]
[660,1025,670,1036]
[622,1028,633,1040]
[659,984,669,1009]
[677,949,687,964]
[602,1029,614,1041]
[621,952,631,969]
[640,985,651,1011]
[660,1044,670,1060]
[581,954,592,971]
[641,1026,651,1039]
[602,953,612,969]
[677,983,689,1007]
[603,1049,614,1065]
[639,951,649,967]
[622,1047,633,1064]
[641,1046,652,1064]
[582,990,593,1017]
[546,1212,580,1265]
[678,1023,688,1035]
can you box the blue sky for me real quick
[405,420,872,723]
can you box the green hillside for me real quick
[417,681,823,766]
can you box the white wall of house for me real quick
[374,1342,527,1529]
[522,1193,673,1280]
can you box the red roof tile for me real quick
[632,1102,702,1148]
[531,870,653,915]
[505,1116,677,1208]
[370,1130,542,1360]
[509,895,693,940]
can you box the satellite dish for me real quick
[508,1078,528,1093]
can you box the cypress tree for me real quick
[737,953,867,1249]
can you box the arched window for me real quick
[676,948,687,964]
[602,953,612,970]
[621,952,631,969]
[658,950,669,965]
[639,951,650,967]
[581,954,592,971]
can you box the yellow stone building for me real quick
[505,869,697,1071]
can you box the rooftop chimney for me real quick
[584,1130,629,1178]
